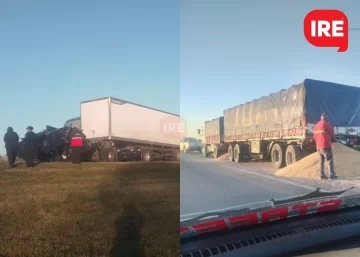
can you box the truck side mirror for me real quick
[197,129,200,135]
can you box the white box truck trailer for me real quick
[77,97,180,162]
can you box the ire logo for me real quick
[304,10,348,52]
[159,116,187,139]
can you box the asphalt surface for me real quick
[180,152,315,217]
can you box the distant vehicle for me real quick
[180,137,202,153]
[199,79,360,168]
[117,145,142,161]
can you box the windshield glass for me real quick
[180,1,360,230]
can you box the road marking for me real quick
[214,161,316,190]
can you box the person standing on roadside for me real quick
[313,113,338,180]
[68,127,84,164]
[24,126,37,168]
[3,127,19,168]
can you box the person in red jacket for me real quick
[313,113,337,180]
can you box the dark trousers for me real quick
[318,148,336,177]
[24,147,34,168]
[71,147,81,164]
[6,147,17,168]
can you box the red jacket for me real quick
[313,120,334,149]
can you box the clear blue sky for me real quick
[2,1,360,155]
[0,0,179,154]
[181,0,360,138]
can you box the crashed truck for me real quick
[17,125,95,162]
[18,97,180,163]
[199,79,360,168]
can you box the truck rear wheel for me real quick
[202,146,209,157]
[172,150,180,161]
[234,143,250,163]
[285,145,303,166]
[228,145,234,162]
[271,143,285,169]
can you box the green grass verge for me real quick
[0,161,179,257]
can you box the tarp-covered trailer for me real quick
[201,117,227,158]
[206,79,360,168]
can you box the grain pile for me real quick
[216,153,229,161]
[276,143,360,179]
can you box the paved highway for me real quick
[180,152,314,217]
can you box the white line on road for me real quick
[215,161,317,190]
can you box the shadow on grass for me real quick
[107,165,147,257]
[110,203,145,257]
[106,162,179,257]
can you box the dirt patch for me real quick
[276,143,360,179]
[0,155,8,170]
[216,153,229,161]
[0,156,26,170]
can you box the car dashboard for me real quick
[180,207,360,257]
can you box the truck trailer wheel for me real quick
[202,147,208,157]
[285,145,303,166]
[213,147,219,159]
[234,144,240,163]
[104,149,117,162]
[233,144,240,163]
[228,145,234,162]
[91,149,100,162]
[271,143,285,169]
[143,150,152,162]
[172,150,180,161]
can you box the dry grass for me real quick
[0,160,180,257]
